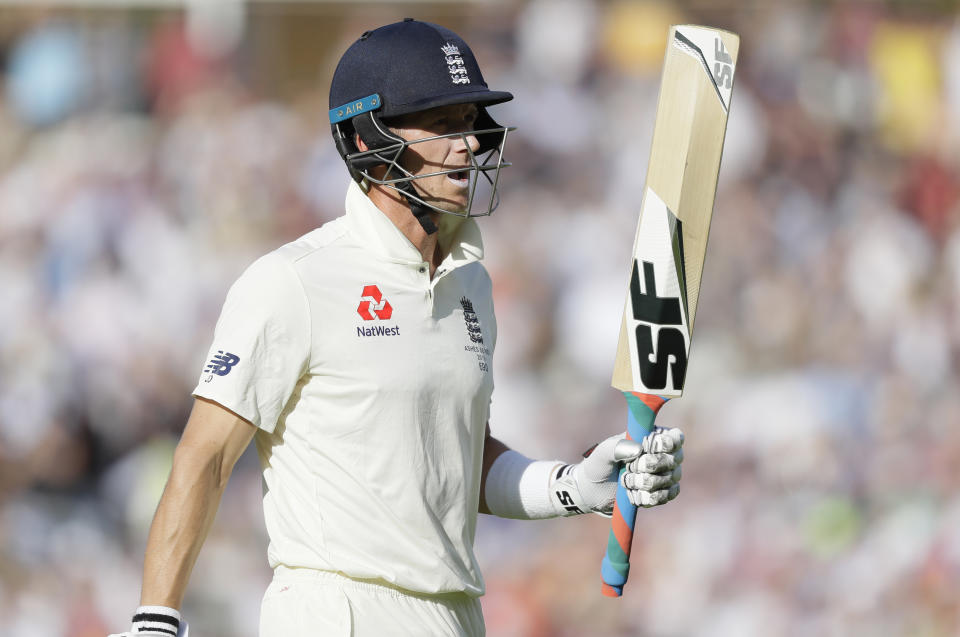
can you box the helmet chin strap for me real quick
[396,181,439,235]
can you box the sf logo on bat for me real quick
[712,37,733,89]
[629,259,689,393]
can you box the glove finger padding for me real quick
[622,427,684,509]
[642,427,684,454]
[629,452,677,475]
[671,447,684,466]
[630,483,680,508]
[580,433,632,483]
[622,465,681,492]
[613,438,643,462]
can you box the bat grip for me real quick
[601,392,666,597]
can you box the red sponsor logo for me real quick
[357,285,393,321]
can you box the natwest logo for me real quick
[357,285,393,321]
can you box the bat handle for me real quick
[601,391,667,597]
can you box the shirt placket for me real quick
[417,259,454,297]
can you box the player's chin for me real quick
[429,191,470,215]
[433,201,470,216]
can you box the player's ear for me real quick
[355,134,370,152]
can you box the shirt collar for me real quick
[344,180,485,268]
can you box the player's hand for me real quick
[550,428,683,516]
[109,608,189,637]
[622,427,683,508]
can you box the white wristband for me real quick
[132,605,180,636]
[484,450,563,519]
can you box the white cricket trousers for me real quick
[259,566,485,636]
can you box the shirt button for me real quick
[419,266,426,274]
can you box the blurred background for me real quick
[1,0,959,635]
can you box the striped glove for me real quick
[109,606,188,637]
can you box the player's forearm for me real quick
[140,448,230,608]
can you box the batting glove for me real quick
[109,606,189,637]
[550,427,683,516]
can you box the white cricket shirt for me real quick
[193,181,496,596]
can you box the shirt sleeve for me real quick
[193,252,311,433]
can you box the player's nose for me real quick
[453,131,481,155]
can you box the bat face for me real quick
[611,25,739,397]
[624,188,690,396]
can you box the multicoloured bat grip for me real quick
[600,391,668,597]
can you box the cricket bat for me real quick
[601,25,739,598]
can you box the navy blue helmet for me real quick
[329,19,515,228]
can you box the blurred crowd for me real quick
[1,1,959,636]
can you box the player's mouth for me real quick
[446,169,471,187]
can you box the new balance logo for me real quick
[205,351,240,376]
[357,285,393,321]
